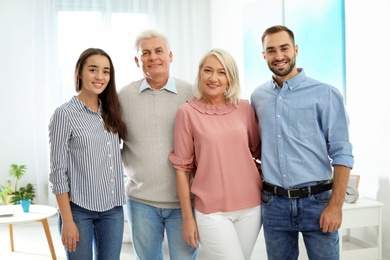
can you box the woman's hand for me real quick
[182,217,199,248]
[61,220,80,252]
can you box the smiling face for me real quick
[135,36,172,86]
[78,54,110,97]
[200,55,229,105]
[262,30,299,84]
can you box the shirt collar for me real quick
[272,68,305,91]
[71,96,102,113]
[138,76,177,94]
[72,96,85,110]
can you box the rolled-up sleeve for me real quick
[325,88,354,169]
[169,107,195,171]
[49,109,71,194]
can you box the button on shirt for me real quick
[49,96,125,212]
[251,69,354,188]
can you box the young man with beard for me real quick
[250,25,354,260]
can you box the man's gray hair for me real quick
[134,29,171,54]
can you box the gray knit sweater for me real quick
[118,77,194,208]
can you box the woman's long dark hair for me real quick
[74,48,127,139]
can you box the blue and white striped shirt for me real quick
[49,96,126,212]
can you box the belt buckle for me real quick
[287,188,300,198]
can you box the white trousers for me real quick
[195,205,262,260]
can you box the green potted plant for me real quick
[9,183,36,204]
[0,183,13,204]
[7,164,36,211]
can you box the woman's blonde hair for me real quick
[194,48,241,106]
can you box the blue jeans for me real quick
[58,202,124,260]
[262,190,339,260]
[126,198,198,260]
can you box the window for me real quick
[243,0,346,100]
[57,8,149,101]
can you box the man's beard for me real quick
[268,57,296,77]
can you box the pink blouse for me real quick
[169,98,262,214]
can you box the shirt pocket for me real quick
[288,109,316,139]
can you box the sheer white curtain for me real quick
[0,0,211,206]
[46,0,210,102]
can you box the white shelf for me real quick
[340,198,383,260]
[343,236,376,250]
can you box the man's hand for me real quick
[319,204,342,232]
[319,164,351,232]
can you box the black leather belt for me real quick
[263,181,333,198]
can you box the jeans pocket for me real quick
[261,191,274,205]
[311,190,331,203]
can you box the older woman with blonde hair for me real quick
[170,48,262,260]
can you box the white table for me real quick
[0,204,58,260]
[341,198,383,260]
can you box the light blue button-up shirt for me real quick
[251,69,354,188]
[138,75,178,94]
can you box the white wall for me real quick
[0,0,50,203]
[1,0,389,258]
[344,0,390,258]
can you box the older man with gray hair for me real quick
[119,29,198,260]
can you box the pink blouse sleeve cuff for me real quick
[169,152,194,171]
[250,141,261,159]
